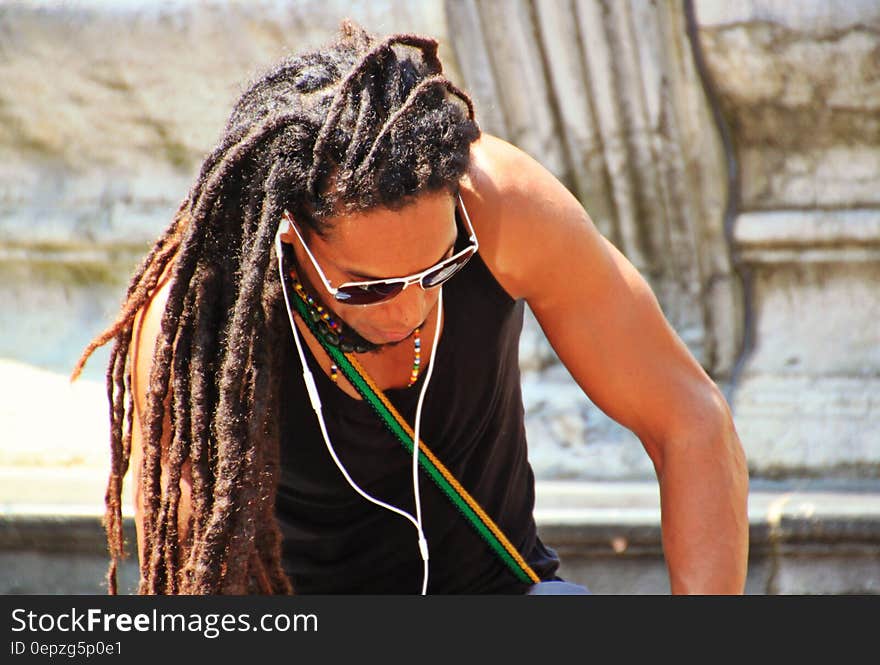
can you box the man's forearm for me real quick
[656,424,749,594]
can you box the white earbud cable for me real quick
[275,231,440,595]
[412,287,443,595]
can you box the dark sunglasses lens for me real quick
[336,281,405,305]
[422,250,473,288]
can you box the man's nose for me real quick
[385,282,429,329]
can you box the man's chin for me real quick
[345,324,407,352]
[346,317,427,351]
[377,329,416,345]
[361,331,411,349]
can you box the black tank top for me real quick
[276,219,561,594]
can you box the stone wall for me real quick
[2,0,878,482]
[0,0,455,380]
[695,0,880,477]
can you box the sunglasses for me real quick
[278,193,479,306]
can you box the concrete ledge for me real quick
[535,480,880,594]
[1,473,879,594]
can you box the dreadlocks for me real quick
[72,20,480,594]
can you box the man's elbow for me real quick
[647,381,749,484]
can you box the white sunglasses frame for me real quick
[278,193,479,306]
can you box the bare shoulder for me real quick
[130,261,175,416]
[461,134,602,301]
[128,257,191,564]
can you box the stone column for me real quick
[447,0,741,478]
[695,1,880,476]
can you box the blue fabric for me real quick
[526,580,591,595]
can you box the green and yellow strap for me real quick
[288,292,540,585]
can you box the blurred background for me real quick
[1,0,877,594]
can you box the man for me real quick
[74,22,748,595]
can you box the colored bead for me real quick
[407,327,423,387]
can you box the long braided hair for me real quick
[72,21,480,594]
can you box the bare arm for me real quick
[129,264,193,569]
[466,135,749,593]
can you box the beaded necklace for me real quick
[291,278,423,388]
